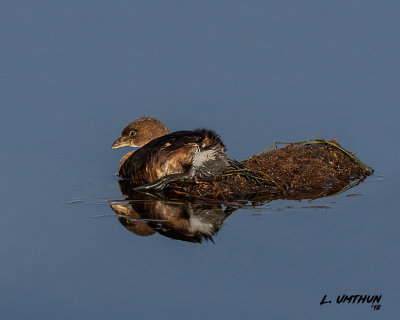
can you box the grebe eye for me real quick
[129,130,137,138]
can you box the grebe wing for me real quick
[119,131,202,180]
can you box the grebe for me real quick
[111,117,262,191]
[112,117,231,191]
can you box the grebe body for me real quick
[112,117,228,190]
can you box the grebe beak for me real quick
[110,204,128,214]
[111,137,131,149]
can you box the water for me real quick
[1,1,399,319]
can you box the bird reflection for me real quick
[110,182,236,243]
[110,172,368,243]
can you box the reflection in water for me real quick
[110,194,235,243]
[111,180,236,242]
[111,174,368,243]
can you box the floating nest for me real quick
[113,137,374,243]
[168,137,373,202]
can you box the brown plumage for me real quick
[112,117,170,149]
[112,117,227,190]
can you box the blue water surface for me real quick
[0,1,398,319]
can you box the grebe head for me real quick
[111,117,170,149]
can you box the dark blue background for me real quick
[0,1,398,319]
